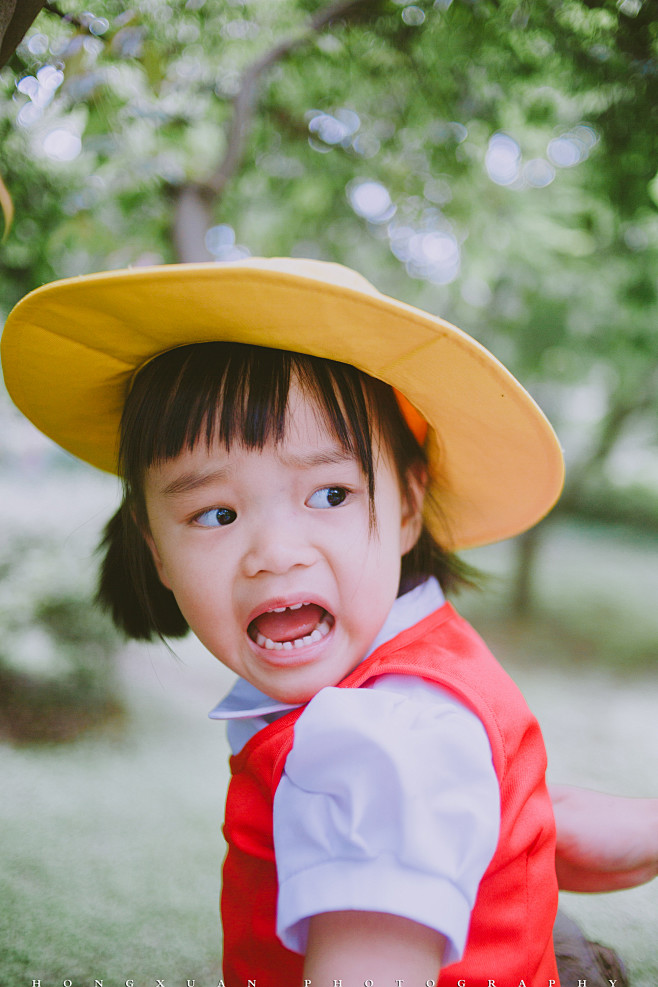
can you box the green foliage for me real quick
[1,0,657,512]
[0,532,123,742]
[563,476,658,533]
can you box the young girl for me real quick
[2,257,645,984]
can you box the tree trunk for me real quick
[172,185,214,263]
[510,524,544,617]
[509,363,658,615]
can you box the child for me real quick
[0,257,628,984]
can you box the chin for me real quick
[265,668,338,706]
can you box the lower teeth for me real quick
[256,618,331,651]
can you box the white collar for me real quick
[208,577,445,721]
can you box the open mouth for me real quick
[247,602,334,652]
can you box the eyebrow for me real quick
[161,466,232,497]
[281,448,355,470]
[159,447,355,498]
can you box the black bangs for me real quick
[119,342,391,515]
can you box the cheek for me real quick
[164,571,218,637]
[164,548,232,615]
[351,518,403,598]
[376,486,407,559]
[145,530,195,600]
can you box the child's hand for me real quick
[550,784,658,892]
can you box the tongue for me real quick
[251,604,325,643]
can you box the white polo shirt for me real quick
[209,579,500,964]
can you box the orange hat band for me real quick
[393,390,428,447]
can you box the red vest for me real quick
[221,603,559,985]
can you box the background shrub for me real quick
[0,532,123,743]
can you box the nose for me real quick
[242,512,317,578]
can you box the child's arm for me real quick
[550,784,658,891]
[274,681,499,971]
[304,910,446,984]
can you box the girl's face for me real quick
[144,381,424,704]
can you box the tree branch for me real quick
[202,0,383,197]
[172,0,384,260]
[562,363,658,507]
[0,0,45,68]
[42,1,87,31]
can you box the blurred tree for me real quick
[1,0,657,609]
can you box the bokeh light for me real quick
[485,133,521,186]
[42,129,82,162]
[547,125,598,168]
[204,224,251,261]
[308,108,361,148]
[347,179,395,223]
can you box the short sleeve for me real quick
[273,677,500,965]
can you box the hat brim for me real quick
[1,258,564,550]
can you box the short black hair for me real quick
[97,342,477,640]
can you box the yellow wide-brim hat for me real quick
[1,257,564,550]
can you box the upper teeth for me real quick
[271,603,305,613]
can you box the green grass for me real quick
[1,518,657,983]
[0,639,233,983]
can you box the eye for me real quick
[195,507,237,527]
[307,486,348,509]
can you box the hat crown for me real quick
[229,256,379,296]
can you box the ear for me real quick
[146,537,171,589]
[138,514,173,591]
[400,463,427,556]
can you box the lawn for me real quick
[0,635,232,983]
[1,485,657,984]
